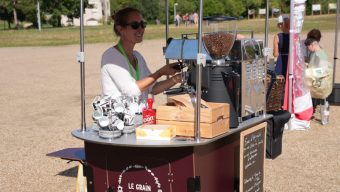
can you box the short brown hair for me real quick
[307,29,321,42]
[112,7,141,36]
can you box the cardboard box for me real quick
[136,124,176,140]
[156,95,230,138]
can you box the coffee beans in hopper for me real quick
[203,32,235,59]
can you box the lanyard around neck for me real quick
[117,41,140,80]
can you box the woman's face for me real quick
[306,42,316,52]
[119,11,145,44]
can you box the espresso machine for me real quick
[164,17,266,128]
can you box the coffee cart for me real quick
[47,0,279,192]
[72,119,268,192]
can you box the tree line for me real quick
[0,0,337,29]
[0,0,88,28]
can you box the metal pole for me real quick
[166,0,169,41]
[174,4,176,23]
[198,2,203,55]
[263,0,269,115]
[332,0,339,85]
[195,0,204,142]
[37,1,41,31]
[79,0,86,132]
[288,0,295,126]
[264,0,269,48]
[165,0,170,82]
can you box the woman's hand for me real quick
[304,56,310,63]
[171,73,182,84]
[151,73,182,95]
[141,63,181,94]
[157,62,181,77]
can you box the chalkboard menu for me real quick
[240,122,266,192]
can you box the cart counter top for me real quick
[72,115,272,148]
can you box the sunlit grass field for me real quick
[0,14,337,47]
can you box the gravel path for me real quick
[0,31,339,192]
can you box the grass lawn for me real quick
[0,14,338,47]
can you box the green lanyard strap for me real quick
[117,41,140,80]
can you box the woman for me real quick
[305,37,332,124]
[101,7,181,100]
[273,15,290,78]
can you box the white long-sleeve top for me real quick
[101,47,152,100]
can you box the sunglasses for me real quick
[126,21,147,30]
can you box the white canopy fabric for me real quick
[286,0,339,130]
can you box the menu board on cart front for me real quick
[240,122,266,192]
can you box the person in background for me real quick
[193,12,199,25]
[175,14,181,27]
[101,7,182,100]
[183,13,189,26]
[189,13,194,25]
[155,18,160,25]
[304,37,329,122]
[273,15,290,78]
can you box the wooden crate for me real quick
[157,118,229,138]
[157,95,229,123]
[156,95,230,138]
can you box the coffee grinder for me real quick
[188,16,240,128]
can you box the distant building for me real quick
[62,0,111,26]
